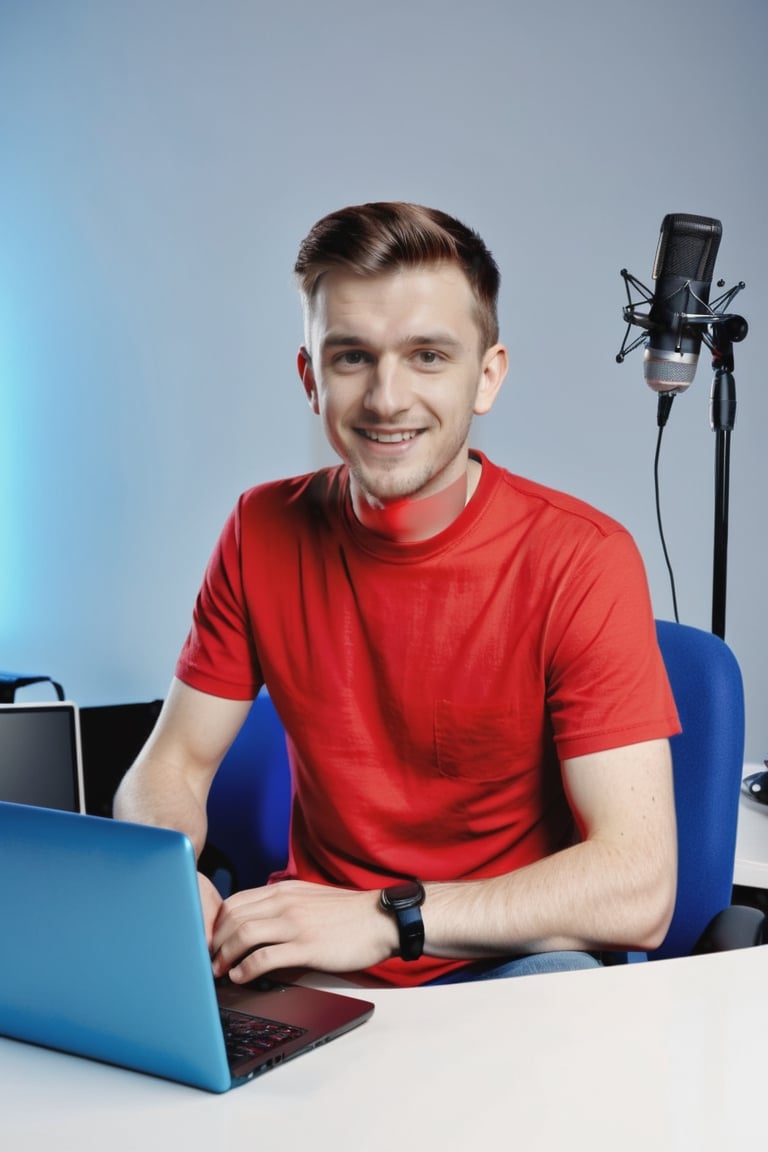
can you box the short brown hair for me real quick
[294,202,500,349]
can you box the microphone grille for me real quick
[643,347,697,392]
[653,213,722,282]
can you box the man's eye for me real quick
[335,351,369,366]
[416,350,442,366]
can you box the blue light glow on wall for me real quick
[0,261,29,652]
[0,324,14,640]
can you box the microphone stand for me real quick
[707,309,748,640]
[709,322,738,640]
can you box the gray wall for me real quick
[2,0,767,760]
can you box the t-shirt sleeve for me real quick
[545,527,680,761]
[175,496,263,700]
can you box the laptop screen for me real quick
[0,702,84,813]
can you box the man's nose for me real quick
[363,359,412,416]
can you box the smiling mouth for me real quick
[357,429,422,443]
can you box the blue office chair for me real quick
[202,623,765,955]
[202,689,292,895]
[650,619,764,959]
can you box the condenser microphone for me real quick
[642,213,722,393]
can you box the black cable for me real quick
[654,393,679,623]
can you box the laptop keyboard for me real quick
[221,1007,308,1066]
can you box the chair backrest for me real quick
[203,623,746,963]
[204,690,291,893]
[80,700,163,817]
[651,619,745,960]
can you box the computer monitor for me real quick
[0,702,84,813]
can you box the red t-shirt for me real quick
[177,453,680,986]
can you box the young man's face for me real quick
[298,263,507,509]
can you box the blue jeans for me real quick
[426,952,602,984]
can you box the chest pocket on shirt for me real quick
[434,699,541,783]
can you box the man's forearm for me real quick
[207,834,675,985]
[421,836,676,960]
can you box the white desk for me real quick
[735,762,768,889]
[2,946,767,1151]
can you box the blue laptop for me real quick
[0,802,374,1092]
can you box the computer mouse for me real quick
[742,768,768,805]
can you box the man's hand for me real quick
[210,880,398,983]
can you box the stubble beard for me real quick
[349,420,473,509]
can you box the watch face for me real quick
[383,881,424,910]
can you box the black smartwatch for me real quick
[380,880,426,961]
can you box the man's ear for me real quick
[474,343,508,416]
[297,346,319,414]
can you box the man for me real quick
[114,202,679,988]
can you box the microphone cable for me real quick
[654,393,680,623]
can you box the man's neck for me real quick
[352,458,481,543]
